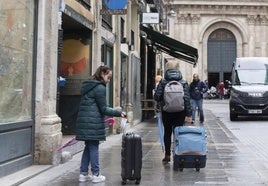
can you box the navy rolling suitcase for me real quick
[121,132,142,185]
[173,126,207,171]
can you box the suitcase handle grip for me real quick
[178,131,202,135]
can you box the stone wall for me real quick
[169,1,268,81]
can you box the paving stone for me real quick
[10,105,268,186]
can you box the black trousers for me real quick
[161,111,186,156]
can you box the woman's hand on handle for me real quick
[121,112,127,118]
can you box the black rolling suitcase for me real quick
[121,132,142,185]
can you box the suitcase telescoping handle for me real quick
[178,131,202,135]
[176,126,205,136]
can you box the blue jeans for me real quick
[191,99,204,122]
[80,140,100,176]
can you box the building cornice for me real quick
[172,3,268,25]
[174,4,268,16]
[173,0,268,6]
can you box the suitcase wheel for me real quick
[122,179,127,185]
[173,163,179,171]
[122,179,140,185]
[173,162,183,171]
[195,158,201,172]
[179,158,184,171]
[135,179,141,185]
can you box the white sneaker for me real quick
[79,174,93,182]
[92,174,106,183]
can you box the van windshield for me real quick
[234,69,268,85]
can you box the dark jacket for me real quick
[189,79,208,100]
[154,69,192,117]
[76,80,122,141]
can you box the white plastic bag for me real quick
[120,118,127,134]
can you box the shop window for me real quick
[0,1,35,123]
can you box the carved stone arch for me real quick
[199,18,247,44]
[201,21,243,64]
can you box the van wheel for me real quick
[230,112,238,121]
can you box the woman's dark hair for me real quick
[91,65,112,82]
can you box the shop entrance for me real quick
[58,13,92,135]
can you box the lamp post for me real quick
[162,0,176,35]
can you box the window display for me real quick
[0,1,35,123]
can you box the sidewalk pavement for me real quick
[1,104,266,185]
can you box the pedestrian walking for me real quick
[154,61,192,163]
[189,73,208,124]
[218,81,225,99]
[224,80,231,98]
[203,80,209,99]
[75,65,126,183]
[153,75,162,116]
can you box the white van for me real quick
[229,57,268,121]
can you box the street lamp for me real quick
[162,0,176,35]
[168,8,176,17]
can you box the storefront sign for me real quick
[142,13,159,24]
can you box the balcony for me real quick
[75,0,91,11]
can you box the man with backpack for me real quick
[154,61,192,163]
[189,73,208,124]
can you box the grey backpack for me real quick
[163,81,184,112]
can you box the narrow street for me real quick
[7,100,267,186]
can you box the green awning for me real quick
[140,25,198,66]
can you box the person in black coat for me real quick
[189,73,208,124]
[154,64,192,163]
[76,65,126,183]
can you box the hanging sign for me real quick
[142,13,159,24]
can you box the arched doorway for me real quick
[207,28,236,88]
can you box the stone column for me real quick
[260,15,268,56]
[255,16,261,56]
[247,15,256,57]
[113,15,121,108]
[177,14,185,41]
[185,14,193,81]
[113,15,123,132]
[177,14,187,77]
[35,0,62,165]
[92,0,102,70]
[126,0,134,123]
[192,15,204,80]
[185,14,192,44]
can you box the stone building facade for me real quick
[166,0,268,86]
